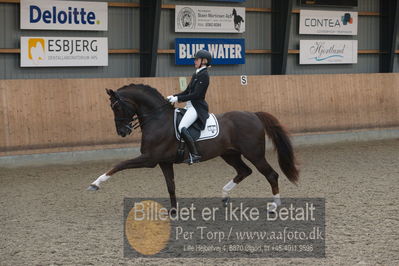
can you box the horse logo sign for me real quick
[175,5,245,33]
[177,7,196,30]
[232,8,244,31]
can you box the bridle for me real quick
[111,94,171,131]
[111,97,137,133]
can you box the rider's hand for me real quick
[167,95,178,103]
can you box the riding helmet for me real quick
[194,50,212,66]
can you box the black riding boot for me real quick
[180,127,201,164]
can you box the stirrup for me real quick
[184,153,201,165]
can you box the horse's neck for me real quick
[138,107,174,134]
[130,93,160,114]
[132,95,173,129]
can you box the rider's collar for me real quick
[196,66,207,74]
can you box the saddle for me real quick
[174,108,219,142]
[174,108,219,163]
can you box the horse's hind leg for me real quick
[220,152,252,205]
[247,156,281,207]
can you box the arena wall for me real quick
[1,73,398,156]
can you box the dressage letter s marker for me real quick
[240,75,247,86]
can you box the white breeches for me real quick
[178,102,198,133]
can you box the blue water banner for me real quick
[175,38,245,65]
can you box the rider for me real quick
[167,49,211,164]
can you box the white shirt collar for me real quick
[196,66,207,74]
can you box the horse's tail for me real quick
[255,112,299,184]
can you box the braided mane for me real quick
[117,83,170,105]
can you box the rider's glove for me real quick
[167,95,178,103]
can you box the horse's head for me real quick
[232,9,237,16]
[106,89,136,137]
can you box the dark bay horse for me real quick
[87,84,299,209]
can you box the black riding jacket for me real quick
[174,67,210,130]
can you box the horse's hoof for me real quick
[169,208,177,216]
[222,197,230,207]
[267,202,278,214]
[87,185,99,191]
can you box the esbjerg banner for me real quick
[20,37,108,67]
[300,10,358,35]
[300,40,358,64]
[175,5,245,33]
[20,0,108,31]
[175,38,245,65]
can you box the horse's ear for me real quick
[106,89,115,97]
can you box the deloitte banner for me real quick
[175,38,245,65]
[300,10,358,35]
[20,37,108,67]
[20,0,108,31]
[300,40,358,64]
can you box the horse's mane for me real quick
[118,83,169,105]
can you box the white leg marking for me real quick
[267,202,278,212]
[222,180,236,198]
[273,193,281,206]
[92,173,111,187]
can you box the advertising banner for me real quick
[300,40,358,64]
[175,5,245,33]
[300,10,358,35]
[20,37,108,67]
[175,38,245,65]
[20,0,108,31]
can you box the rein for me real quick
[113,96,171,130]
[137,102,171,128]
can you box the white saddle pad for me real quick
[174,109,220,142]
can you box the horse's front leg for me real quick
[159,162,176,211]
[87,155,156,190]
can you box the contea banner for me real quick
[300,10,357,35]
[175,5,245,33]
[300,40,358,64]
[175,38,245,65]
[20,37,108,67]
[20,0,108,31]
